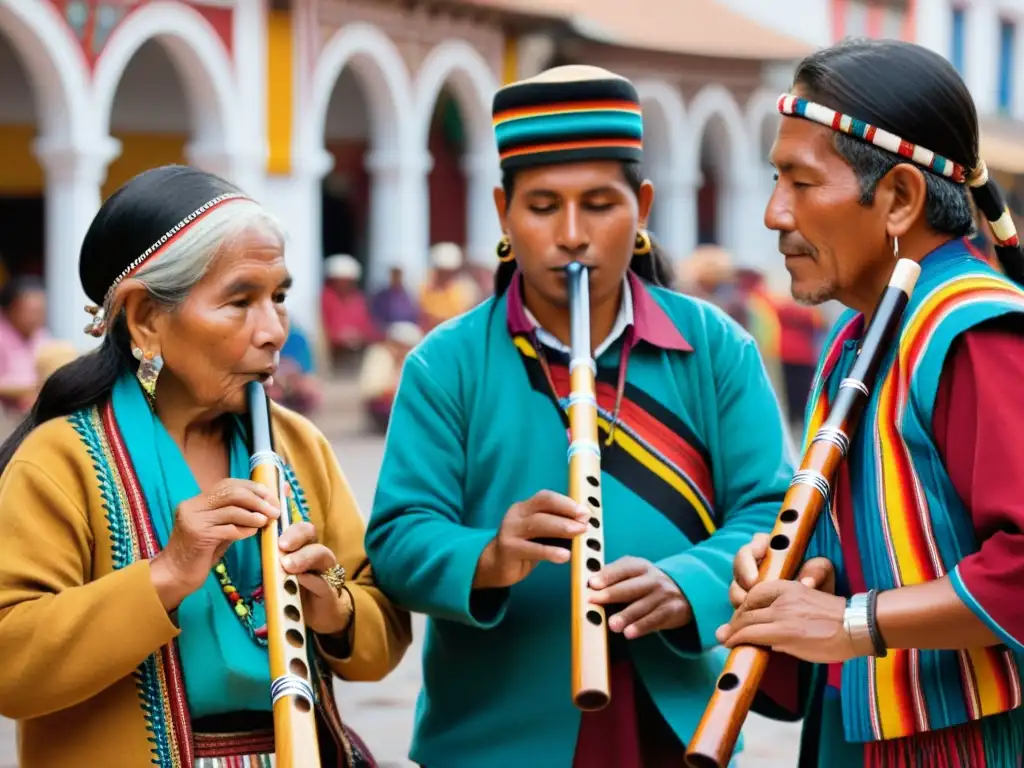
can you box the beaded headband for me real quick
[84,192,250,336]
[778,94,1019,249]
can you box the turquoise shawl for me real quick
[111,373,271,718]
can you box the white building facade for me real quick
[2,0,1020,348]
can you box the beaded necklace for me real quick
[212,489,303,647]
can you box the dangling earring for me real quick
[634,228,652,256]
[892,235,900,260]
[133,347,163,404]
[496,234,515,263]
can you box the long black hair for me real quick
[793,38,1024,283]
[493,160,676,296]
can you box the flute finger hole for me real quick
[589,517,600,529]
[779,509,799,523]
[586,610,603,626]
[293,697,312,714]
[586,539,601,551]
[284,604,300,622]
[285,629,304,648]
[586,557,601,572]
[290,658,309,679]
[587,496,601,508]
[284,578,299,595]
[769,534,790,551]
[716,672,740,691]
[586,475,599,487]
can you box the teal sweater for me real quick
[366,279,794,767]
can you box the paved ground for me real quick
[0,424,801,767]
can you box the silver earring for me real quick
[893,235,900,260]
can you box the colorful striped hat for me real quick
[492,65,643,171]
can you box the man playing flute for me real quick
[719,38,1024,768]
[366,65,794,767]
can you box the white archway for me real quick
[745,88,783,166]
[92,1,240,165]
[414,39,501,267]
[306,22,415,162]
[413,39,498,156]
[686,84,750,183]
[686,84,756,255]
[635,80,689,257]
[0,0,104,348]
[0,0,90,145]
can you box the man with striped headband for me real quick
[719,39,1024,767]
[366,65,793,766]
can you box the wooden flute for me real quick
[684,258,922,768]
[565,261,612,711]
[246,381,322,767]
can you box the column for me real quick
[34,136,120,350]
[727,170,772,269]
[187,143,265,202]
[261,148,334,339]
[652,171,701,262]
[460,150,502,266]
[364,149,433,291]
[964,0,998,114]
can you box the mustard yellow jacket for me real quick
[0,401,411,767]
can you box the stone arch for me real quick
[414,39,501,265]
[634,79,688,245]
[92,1,239,151]
[413,39,499,158]
[306,22,414,161]
[686,83,750,181]
[0,0,91,144]
[746,88,783,165]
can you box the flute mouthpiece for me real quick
[888,259,921,296]
[565,261,584,277]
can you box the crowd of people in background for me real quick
[0,237,833,438]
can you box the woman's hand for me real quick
[728,532,836,608]
[589,557,692,639]
[473,490,590,589]
[279,521,353,636]
[150,479,280,612]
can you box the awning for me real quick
[460,0,813,60]
[979,121,1024,176]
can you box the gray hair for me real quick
[103,199,286,316]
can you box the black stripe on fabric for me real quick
[518,351,711,545]
[493,78,640,114]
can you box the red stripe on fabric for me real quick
[547,365,714,502]
[102,402,195,767]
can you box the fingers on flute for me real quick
[728,580,748,609]
[606,592,659,634]
[518,512,587,541]
[511,540,572,564]
[588,556,647,590]
[589,574,652,606]
[526,490,590,523]
[279,521,318,552]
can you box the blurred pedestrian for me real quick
[0,275,50,414]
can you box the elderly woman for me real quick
[0,165,411,768]
[366,65,792,767]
